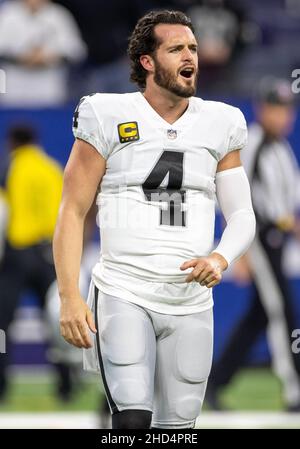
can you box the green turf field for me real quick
[210,367,284,411]
[0,367,283,412]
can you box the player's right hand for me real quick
[60,295,97,349]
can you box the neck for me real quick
[260,124,281,141]
[143,82,190,125]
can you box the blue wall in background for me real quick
[1,100,299,165]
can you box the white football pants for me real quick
[83,282,213,429]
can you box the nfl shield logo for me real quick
[167,129,177,139]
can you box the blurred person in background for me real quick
[0,189,8,263]
[0,125,72,402]
[187,0,250,96]
[189,0,243,66]
[207,77,300,412]
[54,0,145,96]
[0,0,87,106]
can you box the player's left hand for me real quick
[180,252,228,288]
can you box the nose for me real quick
[182,47,194,62]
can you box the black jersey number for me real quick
[73,93,97,129]
[142,150,186,227]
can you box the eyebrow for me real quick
[167,43,198,49]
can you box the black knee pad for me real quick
[112,409,152,429]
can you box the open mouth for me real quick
[179,68,194,79]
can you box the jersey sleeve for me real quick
[72,96,108,159]
[227,108,248,153]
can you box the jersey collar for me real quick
[134,91,195,130]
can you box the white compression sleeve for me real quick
[213,166,256,266]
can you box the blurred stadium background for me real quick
[0,0,300,429]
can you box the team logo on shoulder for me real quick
[118,121,139,143]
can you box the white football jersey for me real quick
[73,92,247,314]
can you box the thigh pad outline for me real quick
[101,313,146,366]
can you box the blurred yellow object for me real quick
[276,215,295,232]
[4,145,63,248]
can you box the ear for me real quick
[140,55,155,73]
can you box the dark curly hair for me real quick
[128,10,194,90]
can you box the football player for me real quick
[53,10,256,429]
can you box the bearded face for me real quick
[153,55,198,98]
[140,24,199,97]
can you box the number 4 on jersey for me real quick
[142,150,186,227]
